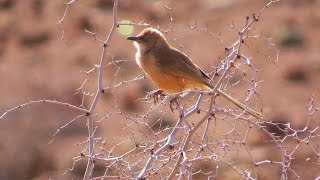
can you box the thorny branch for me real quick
[82,0,119,179]
[1,0,320,180]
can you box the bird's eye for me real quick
[139,36,146,41]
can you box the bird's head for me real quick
[127,28,168,53]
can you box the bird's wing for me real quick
[160,47,211,83]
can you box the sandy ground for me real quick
[0,0,319,179]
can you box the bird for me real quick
[127,28,264,119]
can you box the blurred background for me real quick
[0,0,319,179]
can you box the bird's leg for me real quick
[146,89,166,104]
[168,95,179,112]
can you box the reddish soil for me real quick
[0,0,319,179]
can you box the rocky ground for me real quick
[0,0,319,179]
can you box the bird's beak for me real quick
[126,36,139,41]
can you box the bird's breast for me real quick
[136,53,205,93]
[137,53,161,78]
[135,51,142,68]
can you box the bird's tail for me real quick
[203,82,264,119]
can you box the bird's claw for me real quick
[169,96,179,112]
[146,89,166,104]
[145,90,180,112]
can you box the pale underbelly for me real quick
[143,64,210,93]
[137,55,210,93]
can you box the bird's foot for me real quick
[146,89,166,104]
[169,95,179,112]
